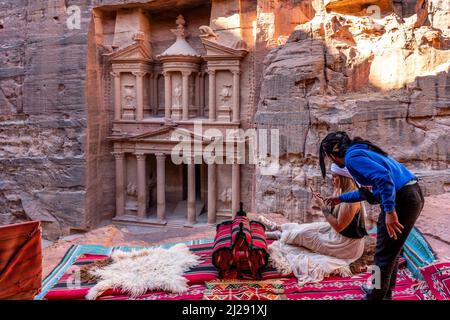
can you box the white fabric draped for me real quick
[268,222,365,287]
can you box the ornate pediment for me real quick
[128,126,212,143]
[108,36,152,64]
[200,38,248,60]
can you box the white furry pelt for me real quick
[268,222,364,287]
[85,243,201,300]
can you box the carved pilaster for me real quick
[111,72,121,121]
[135,152,147,218]
[232,70,241,123]
[112,151,126,217]
[133,71,147,121]
[163,71,172,120]
[207,70,216,121]
[155,153,166,223]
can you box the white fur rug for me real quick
[86,243,201,300]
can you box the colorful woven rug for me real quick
[285,268,434,300]
[202,265,434,300]
[36,239,213,300]
[38,240,285,300]
[203,279,292,300]
[420,262,450,300]
[37,227,443,300]
[402,227,437,278]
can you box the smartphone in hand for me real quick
[309,186,323,200]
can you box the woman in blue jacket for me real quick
[319,131,424,300]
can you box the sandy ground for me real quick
[42,194,450,279]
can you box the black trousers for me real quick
[366,182,424,300]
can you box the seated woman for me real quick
[258,164,367,261]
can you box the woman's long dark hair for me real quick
[319,131,388,178]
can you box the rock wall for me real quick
[254,0,450,224]
[0,0,92,239]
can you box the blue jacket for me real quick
[338,144,416,212]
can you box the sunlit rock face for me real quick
[255,0,450,225]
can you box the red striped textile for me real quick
[212,216,269,280]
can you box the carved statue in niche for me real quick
[173,84,182,107]
[217,84,232,121]
[127,182,137,198]
[219,187,232,205]
[124,85,136,108]
[219,84,232,105]
[126,182,138,211]
[122,84,136,120]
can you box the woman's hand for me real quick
[385,210,404,240]
[325,197,341,207]
[312,192,325,210]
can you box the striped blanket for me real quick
[212,216,269,279]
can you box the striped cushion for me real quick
[212,215,269,279]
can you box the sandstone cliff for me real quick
[254,0,450,224]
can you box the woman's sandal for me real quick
[257,215,279,232]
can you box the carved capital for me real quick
[112,152,125,160]
[231,70,241,76]
[135,153,146,161]
[207,70,215,76]
[155,152,166,160]
[110,71,120,78]
[162,71,171,78]
[132,71,147,78]
[181,71,192,77]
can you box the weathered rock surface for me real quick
[416,192,450,262]
[0,0,90,239]
[255,1,450,222]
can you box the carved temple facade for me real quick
[106,11,249,227]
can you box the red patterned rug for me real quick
[42,242,436,300]
[420,262,450,300]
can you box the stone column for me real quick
[148,73,154,116]
[112,72,121,121]
[152,73,158,115]
[199,72,204,117]
[163,71,172,120]
[112,152,126,217]
[133,71,146,121]
[156,153,166,223]
[208,70,216,121]
[136,153,147,218]
[232,70,240,123]
[182,71,190,120]
[187,162,197,225]
[231,163,240,217]
[207,163,217,224]
[194,72,200,115]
